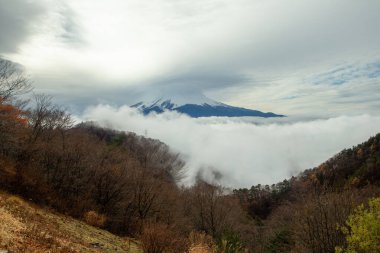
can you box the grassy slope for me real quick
[0,191,142,253]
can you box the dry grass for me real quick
[188,245,214,253]
[0,191,142,253]
[187,231,216,253]
[0,206,26,250]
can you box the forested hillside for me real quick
[233,133,380,252]
[1,58,380,252]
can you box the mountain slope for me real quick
[0,191,141,253]
[302,132,380,189]
[131,96,284,118]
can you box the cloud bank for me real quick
[80,106,380,188]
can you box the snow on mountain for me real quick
[136,93,223,108]
[131,95,284,118]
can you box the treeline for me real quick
[1,58,380,252]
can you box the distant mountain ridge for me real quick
[131,95,284,118]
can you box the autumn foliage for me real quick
[0,98,27,126]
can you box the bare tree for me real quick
[28,94,73,144]
[135,137,186,183]
[0,58,31,101]
[186,181,238,237]
[291,191,363,253]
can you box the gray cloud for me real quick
[149,71,249,95]
[55,2,85,46]
[0,0,84,54]
[31,67,249,112]
[43,86,144,114]
[0,0,44,53]
[161,0,380,75]
[312,61,380,86]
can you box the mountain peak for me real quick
[131,94,284,118]
[139,94,223,108]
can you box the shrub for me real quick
[83,211,107,228]
[140,223,187,253]
[215,231,246,253]
[336,197,380,253]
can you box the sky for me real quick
[1,0,380,186]
[1,0,380,116]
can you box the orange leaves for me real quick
[0,98,28,127]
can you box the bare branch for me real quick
[0,58,32,101]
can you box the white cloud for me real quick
[80,106,380,188]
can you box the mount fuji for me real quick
[131,94,284,118]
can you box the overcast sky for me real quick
[1,0,380,116]
[2,0,380,186]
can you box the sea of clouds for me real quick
[78,105,380,188]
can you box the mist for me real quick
[79,105,380,188]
